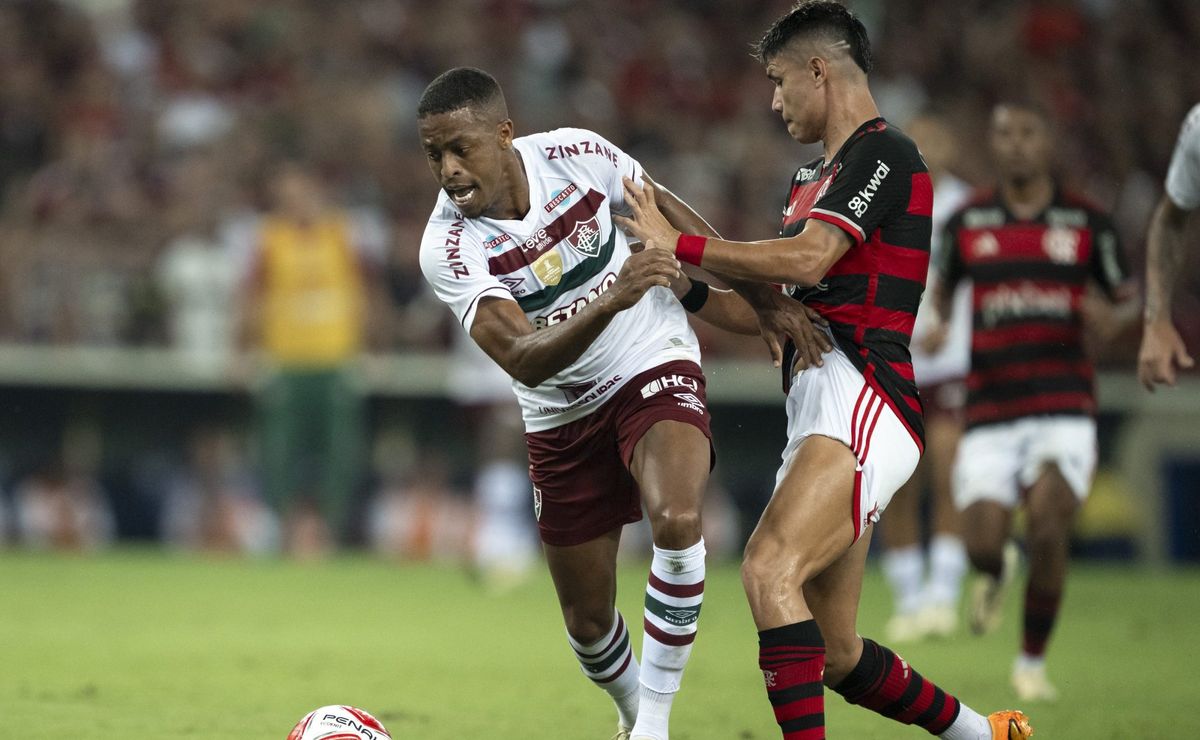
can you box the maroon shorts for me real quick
[525,360,712,547]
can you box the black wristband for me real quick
[679,279,710,313]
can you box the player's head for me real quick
[754,1,872,144]
[989,101,1053,186]
[417,67,515,219]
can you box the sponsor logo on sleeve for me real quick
[847,160,890,219]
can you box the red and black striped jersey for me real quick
[782,118,933,448]
[939,187,1132,429]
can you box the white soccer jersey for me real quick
[420,127,700,432]
[910,174,973,386]
[1165,103,1200,210]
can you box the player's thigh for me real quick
[953,422,1021,511]
[880,459,924,549]
[745,434,858,585]
[629,420,710,530]
[544,527,623,641]
[1025,463,1079,535]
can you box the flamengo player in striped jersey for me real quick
[617,3,1030,739]
[417,67,815,740]
[1138,102,1199,389]
[925,102,1138,702]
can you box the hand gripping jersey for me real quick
[780,118,933,447]
[938,187,1132,429]
[1166,103,1200,210]
[420,128,700,432]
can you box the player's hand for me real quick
[604,248,681,312]
[613,176,681,254]
[1138,318,1195,391]
[752,291,832,370]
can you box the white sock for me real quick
[1015,653,1046,672]
[567,609,640,729]
[925,534,968,606]
[882,544,925,615]
[633,538,706,740]
[938,702,990,740]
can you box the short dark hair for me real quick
[754,1,872,74]
[417,67,507,119]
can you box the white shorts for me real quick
[776,345,921,541]
[953,416,1097,509]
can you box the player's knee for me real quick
[649,508,702,550]
[562,605,615,645]
[966,539,1003,573]
[1025,516,1070,555]
[741,537,815,607]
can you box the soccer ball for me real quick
[287,705,392,740]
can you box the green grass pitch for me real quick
[1,550,1197,738]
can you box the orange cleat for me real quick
[988,710,1033,739]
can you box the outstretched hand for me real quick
[613,176,681,253]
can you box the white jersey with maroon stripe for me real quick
[420,127,700,432]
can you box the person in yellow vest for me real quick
[239,162,386,557]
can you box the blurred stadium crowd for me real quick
[0,0,1197,554]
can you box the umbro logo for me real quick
[663,607,699,625]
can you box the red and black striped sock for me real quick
[758,620,826,740]
[1022,584,1062,657]
[831,638,960,735]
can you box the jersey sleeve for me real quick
[809,132,912,245]
[575,129,644,216]
[1087,209,1134,301]
[419,211,516,331]
[1165,104,1200,210]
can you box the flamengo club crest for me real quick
[1043,227,1080,264]
[566,217,602,257]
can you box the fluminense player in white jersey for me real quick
[1139,102,1199,390]
[417,67,789,740]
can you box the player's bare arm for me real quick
[468,248,681,387]
[1139,194,1196,389]
[920,276,954,355]
[636,176,835,369]
[619,175,851,285]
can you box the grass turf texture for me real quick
[1,550,1197,739]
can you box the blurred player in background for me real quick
[619,3,1031,738]
[1138,102,1199,390]
[879,113,973,643]
[418,67,784,740]
[447,332,539,590]
[237,162,388,557]
[925,102,1138,701]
